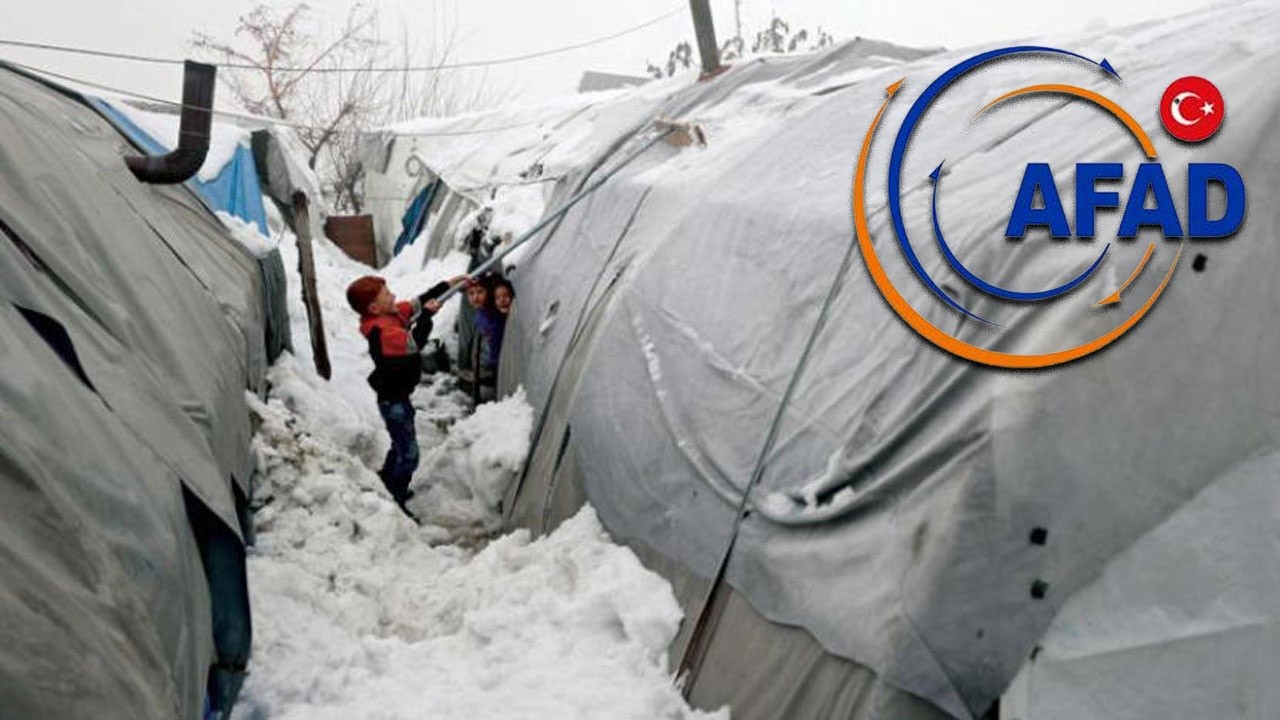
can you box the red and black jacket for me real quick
[360,281,449,402]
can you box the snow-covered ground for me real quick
[231,211,722,719]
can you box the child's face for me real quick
[368,286,397,315]
[494,286,513,315]
[466,284,488,309]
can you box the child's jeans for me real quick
[377,398,419,502]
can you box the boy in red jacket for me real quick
[346,275,457,516]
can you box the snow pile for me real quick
[238,169,719,718]
[258,354,387,476]
[408,386,535,539]
[106,99,249,182]
[216,211,277,256]
[237,359,723,720]
[486,183,550,248]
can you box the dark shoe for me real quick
[393,487,418,521]
[395,496,419,523]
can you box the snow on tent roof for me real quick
[481,3,1280,719]
[364,77,687,242]
[104,97,248,183]
[91,97,271,239]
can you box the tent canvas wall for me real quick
[0,63,290,719]
[89,97,296,364]
[386,4,1280,719]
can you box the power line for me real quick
[4,59,597,139]
[0,5,685,73]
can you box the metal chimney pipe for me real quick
[124,60,216,184]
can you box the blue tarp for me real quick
[89,98,269,236]
[393,178,440,256]
[88,98,291,362]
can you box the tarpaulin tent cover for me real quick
[1002,449,1280,720]
[0,63,271,719]
[88,98,294,364]
[89,97,269,236]
[436,3,1280,719]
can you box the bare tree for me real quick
[646,41,695,79]
[385,4,501,122]
[646,13,836,77]
[747,16,834,56]
[193,2,497,213]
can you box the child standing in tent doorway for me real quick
[463,274,506,403]
[492,276,515,318]
[346,274,461,518]
[475,273,509,369]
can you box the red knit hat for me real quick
[346,275,386,313]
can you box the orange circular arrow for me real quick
[978,84,1159,159]
[853,80,1181,369]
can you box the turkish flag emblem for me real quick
[1160,76,1225,142]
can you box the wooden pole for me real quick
[688,0,722,78]
[291,191,332,380]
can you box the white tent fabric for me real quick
[360,79,685,263]
[385,4,1280,717]
[1001,449,1280,720]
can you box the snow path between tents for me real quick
[232,219,723,719]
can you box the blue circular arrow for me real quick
[886,46,1120,323]
[928,161,1109,301]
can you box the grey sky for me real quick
[0,0,1222,115]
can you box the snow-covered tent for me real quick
[0,63,291,719]
[90,98,271,236]
[383,3,1280,719]
[360,86,683,368]
[87,96,340,364]
[360,86,678,267]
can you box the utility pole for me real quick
[688,0,722,78]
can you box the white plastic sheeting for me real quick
[390,4,1280,718]
[360,78,686,262]
[1002,450,1280,720]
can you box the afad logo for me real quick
[852,46,1246,369]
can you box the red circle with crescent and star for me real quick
[1160,76,1225,142]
